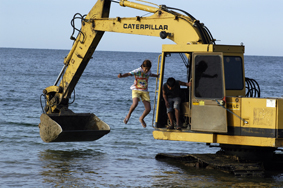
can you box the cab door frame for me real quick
[190,52,228,133]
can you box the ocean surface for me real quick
[1,47,283,187]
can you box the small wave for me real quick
[2,121,37,127]
[39,149,105,160]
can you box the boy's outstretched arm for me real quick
[118,73,132,78]
[151,73,160,78]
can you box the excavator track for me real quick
[156,153,271,177]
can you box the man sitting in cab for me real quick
[162,77,191,130]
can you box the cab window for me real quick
[194,55,224,98]
[223,56,243,90]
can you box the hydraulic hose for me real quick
[165,6,212,44]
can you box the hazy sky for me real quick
[1,0,282,56]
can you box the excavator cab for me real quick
[153,46,228,133]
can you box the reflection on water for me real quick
[39,149,105,187]
[37,149,283,187]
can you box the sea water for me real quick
[1,48,283,187]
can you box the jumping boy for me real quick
[118,59,159,128]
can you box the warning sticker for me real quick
[199,101,205,106]
[266,99,276,108]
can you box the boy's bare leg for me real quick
[124,98,139,124]
[139,100,151,128]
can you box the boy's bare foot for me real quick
[139,118,147,128]
[123,117,129,124]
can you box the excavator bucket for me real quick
[38,113,110,142]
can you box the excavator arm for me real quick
[40,0,214,142]
[43,0,214,115]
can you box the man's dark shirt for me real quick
[163,81,181,98]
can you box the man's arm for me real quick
[179,81,191,87]
[162,85,169,108]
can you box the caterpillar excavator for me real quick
[39,0,283,176]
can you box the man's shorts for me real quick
[167,97,181,113]
[132,90,150,102]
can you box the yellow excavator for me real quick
[39,0,283,175]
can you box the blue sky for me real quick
[1,0,282,56]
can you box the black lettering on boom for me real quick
[123,24,169,30]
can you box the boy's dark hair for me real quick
[167,77,176,87]
[141,59,152,68]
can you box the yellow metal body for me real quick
[153,98,283,147]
